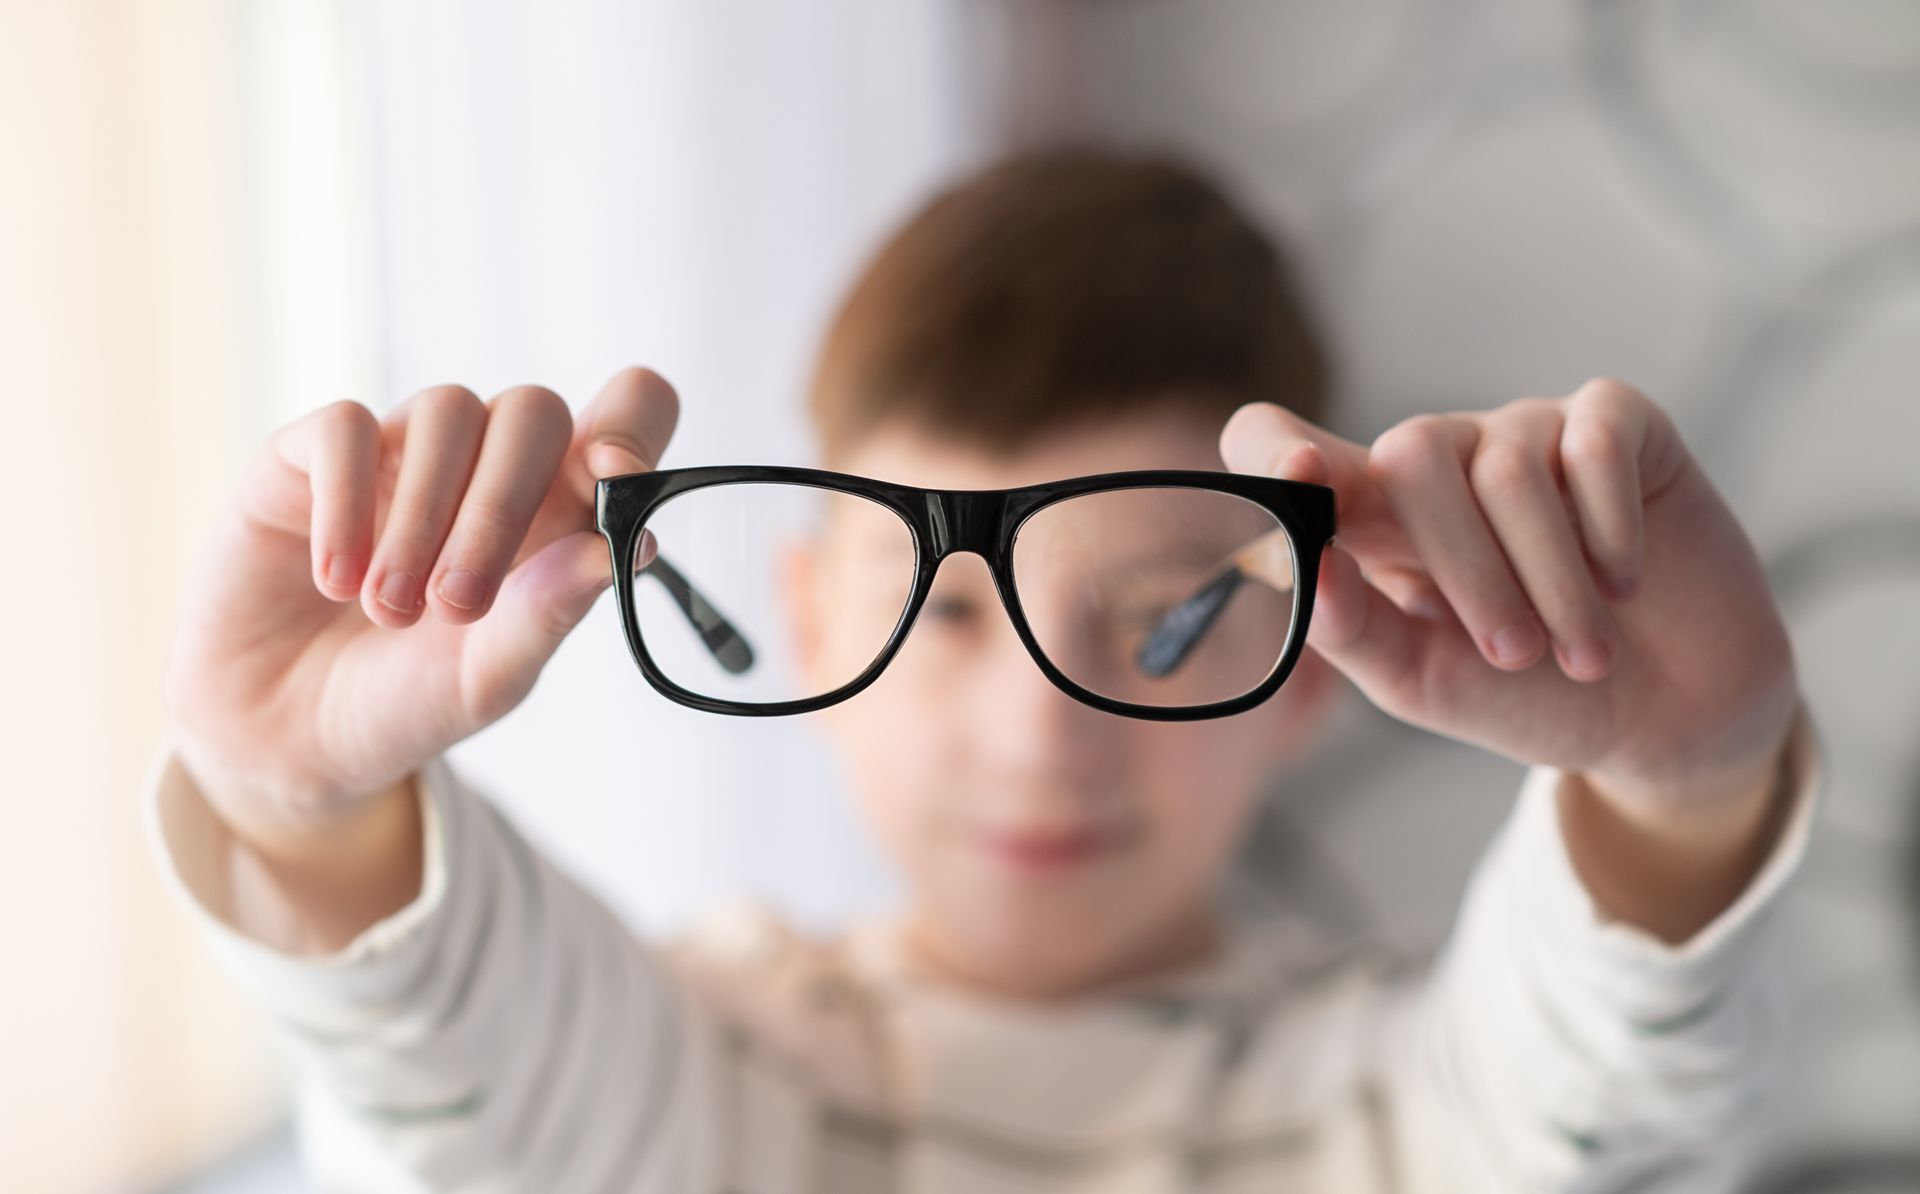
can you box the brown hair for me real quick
[806,142,1333,465]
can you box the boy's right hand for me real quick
[165,366,677,861]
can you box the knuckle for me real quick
[1469,441,1539,499]
[321,398,378,433]
[1585,374,1639,398]
[1576,375,1646,418]
[1501,395,1559,420]
[1561,423,1621,470]
[489,383,570,427]
[1370,415,1453,478]
[415,383,484,422]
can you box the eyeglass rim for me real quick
[595,464,1336,721]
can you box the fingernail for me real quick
[325,553,360,589]
[588,439,646,477]
[1566,636,1612,678]
[1492,621,1542,665]
[436,568,487,610]
[1271,443,1313,478]
[377,570,421,614]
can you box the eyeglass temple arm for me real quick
[1135,527,1297,679]
[639,553,756,675]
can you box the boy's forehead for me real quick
[834,404,1231,491]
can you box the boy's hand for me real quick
[1220,377,1800,839]
[165,366,677,858]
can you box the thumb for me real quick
[463,529,654,714]
[572,366,681,503]
[1220,400,1403,563]
[1271,442,1433,715]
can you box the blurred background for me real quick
[2,0,1916,1190]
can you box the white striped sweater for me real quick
[141,698,1824,1192]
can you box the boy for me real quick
[147,145,1824,1191]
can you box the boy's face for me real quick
[782,402,1337,999]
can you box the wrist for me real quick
[221,771,426,956]
[1560,707,1799,946]
[1578,688,1802,841]
[173,732,398,859]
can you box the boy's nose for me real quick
[964,620,1118,791]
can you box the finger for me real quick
[516,366,683,572]
[426,385,574,623]
[1560,379,1650,602]
[1370,413,1548,671]
[572,365,681,498]
[361,385,487,628]
[1469,401,1618,682]
[255,400,382,602]
[1219,402,1410,566]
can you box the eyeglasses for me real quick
[594,465,1335,721]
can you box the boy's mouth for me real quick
[977,823,1129,870]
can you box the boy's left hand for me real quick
[1220,377,1800,830]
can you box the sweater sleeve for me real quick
[139,731,726,1193]
[1373,695,1827,1193]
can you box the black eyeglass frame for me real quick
[595,465,1337,722]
